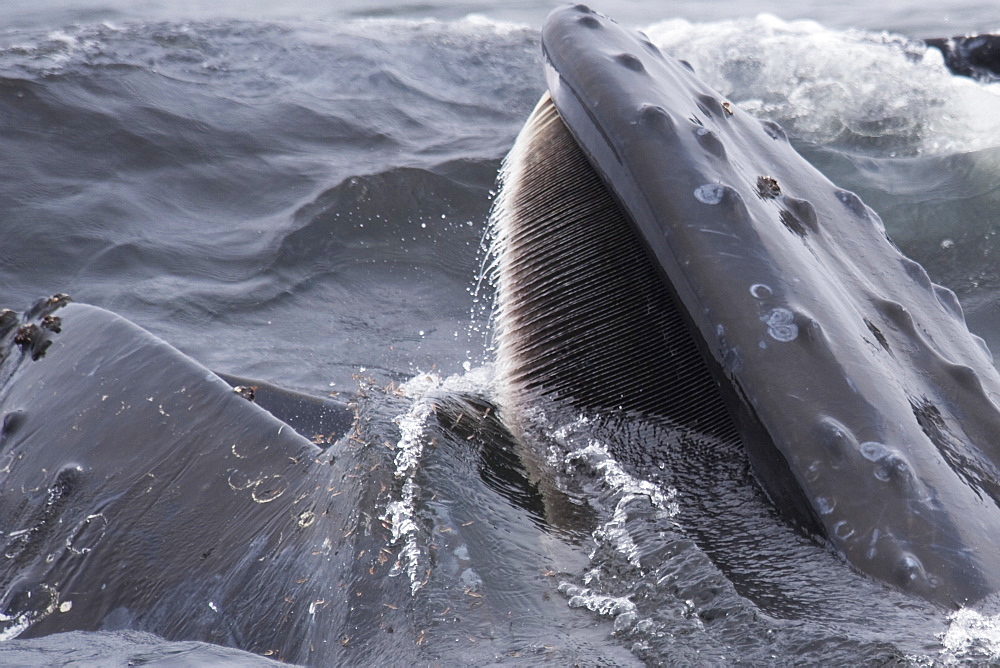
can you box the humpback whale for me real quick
[490,4,1000,608]
[3,5,1000,663]
[0,298,405,664]
[926,34,1000,81]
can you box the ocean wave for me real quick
[646,14,1000,156]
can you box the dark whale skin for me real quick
[926,34,1000,81]
[0,300,397,664]
[539,4,1000,607]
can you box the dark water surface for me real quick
[2,3,1000,665]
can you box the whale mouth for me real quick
[490,92,739,440]
[486,6,1000,608]
[488,88,828,578]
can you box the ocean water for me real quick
[1,0,1000,665]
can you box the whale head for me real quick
[489,4,1000,607]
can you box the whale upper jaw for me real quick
[490,4,1000,607]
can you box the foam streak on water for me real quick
[381,367,496,594]
[558,581,637,618]
[537,417,681,627]
[561,440,679,567]
[381,373,438,594]
[515,418,687,639]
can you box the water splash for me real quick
[646,14,1000,156]
[381,367,496,594]
[939,608,1000,663]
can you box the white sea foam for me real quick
[291,14,534,52]
[557,581,655,635]
[939,608,1000,662]
[645,15,1000,155]
[381,374,437,594]
[345,13,530,36]
[544,415,680,569]
[562,439,679,567]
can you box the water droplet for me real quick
[614,611,637,632]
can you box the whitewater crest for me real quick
[938,608,1000,663]
[645,14,1000,155]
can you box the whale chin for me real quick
[487,4,1000,608]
